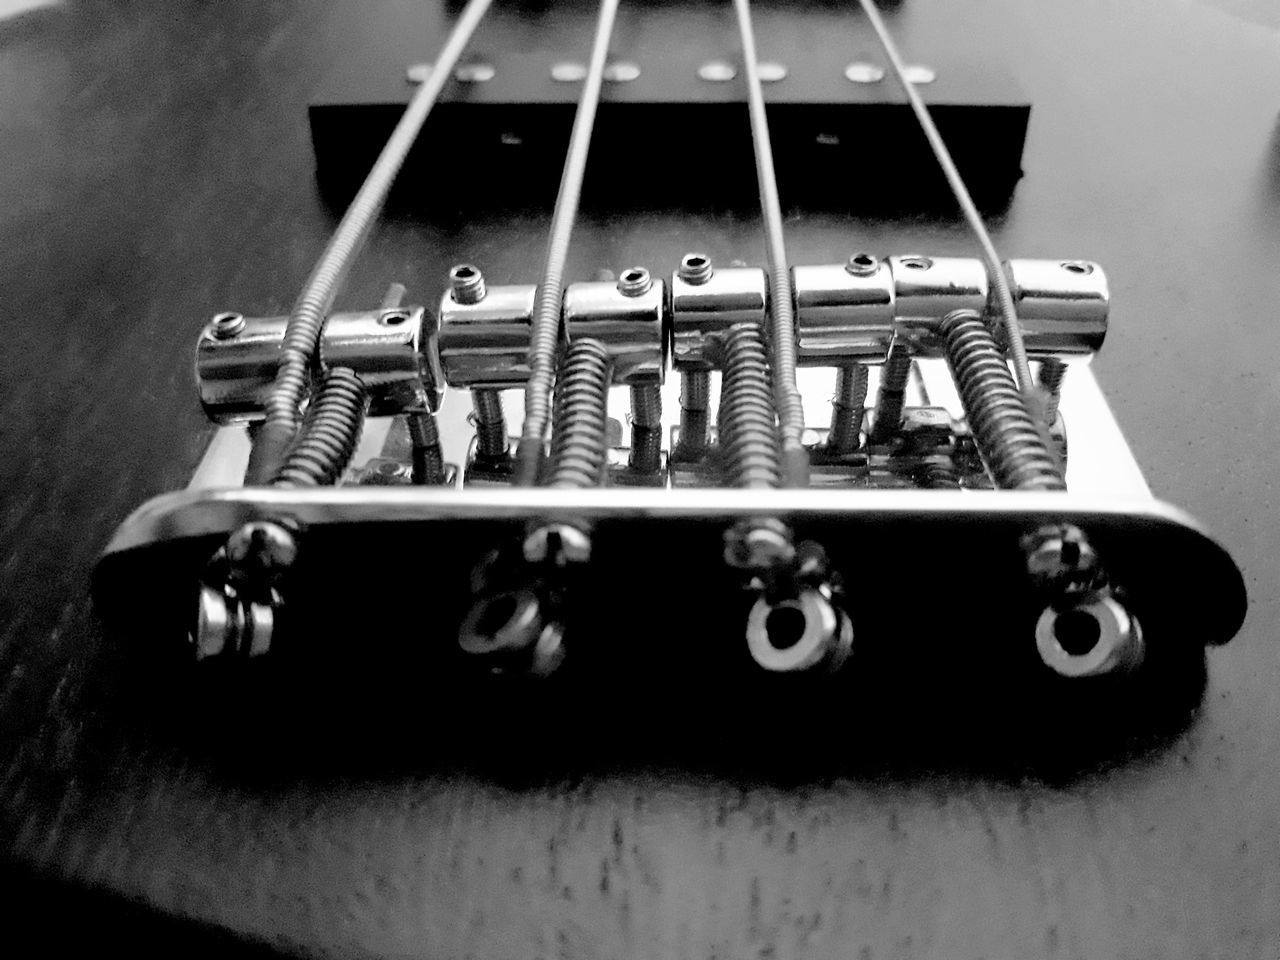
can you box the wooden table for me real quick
[1,1,1277,956]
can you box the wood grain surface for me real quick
[1,1,1278,957]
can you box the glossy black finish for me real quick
[2,1,1279,957]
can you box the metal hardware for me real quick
[602,61,640,83]
[516,0,622,486]
[524,523,593,566]
[470,389,511,461]
[697,61,736,82]
[758,62,788,82]
[1006,258,1109,357]
[1035,595,1144,678]
[193,584,276,660]
[844,62,885,83]
[407,410,446,485]
[224,519,299,586]
[889,255,990,351]
[671,256,768,370]
[551,62,587,82]
[196,305,438,424]
[672,370,712,462]
[868,341,914,443]
[210,311,245,340]
[628,385,663,475]
[437,282,537,388]
[274,367,369,488]
[405,63,433,85]
[458,588,566,677]
[1037,358,1068,427]
[747,586,852,672]
[562,272,665,386]
[793,257,894,365]
[449,263,487,304]
[454,62,495,83]
[902,64,937,84]
[247,0,494,486]
[546,338,614,489]
[938,309,1064,490]
[1023,523,1104,596]
[717,324,781,491]
[824,364,869,456]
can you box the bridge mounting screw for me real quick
[225,519,298,586]
[449,264,487,304]
[523,523,592,567]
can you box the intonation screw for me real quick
[450,264,486,304]
[211,311,246,340]
[617,266,652,297]
[679,253,714,285]
[845,252,879,277]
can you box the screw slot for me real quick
[901,256,933,271]
[379,310,409,326]
[1061,260,1093,275]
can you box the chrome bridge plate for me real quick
[96,487,1245,672]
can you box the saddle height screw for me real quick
[678,252,714,285]
[450,263,487,304]
[617,266,652,297]
[845,252,879,277]
[210,311,246,340]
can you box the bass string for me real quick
[245,0,497,484]
[732,0,810,489]
[515,0,622,487]
[854,0,1036,399]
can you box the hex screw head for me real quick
[678,253,714,285]
[450,264,487,304]
[617,266,652,297]
[845,253,879,277]
[210,312,245,340]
